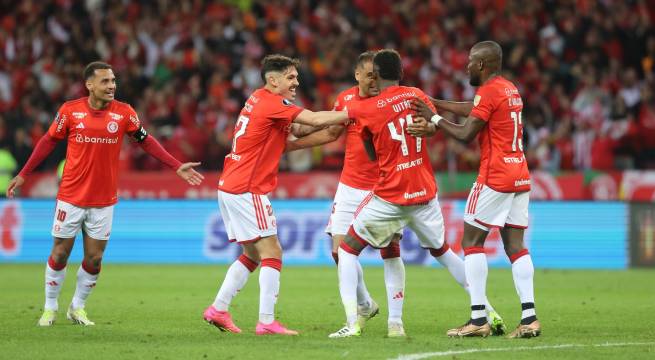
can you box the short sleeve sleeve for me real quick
[125,105,142,134]
[47,106,69,140]
[469,85,496,122]
[418,91,437,113]
[269,98,304,124]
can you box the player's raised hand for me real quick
[411,99,436,120]
[407,116,437,137]
[176,162,204,186]
[6,175,25,198]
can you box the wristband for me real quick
[430,114,443,126]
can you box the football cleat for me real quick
[203,306,241,333]
[487,310,507,336]
[507,320,541,339]
[387,322,406,338]
[328,324,362,338]
[447,320,491,337]
[357,299,380,329]
[38,309,57,327]
[66,306,95,326]
[255,320,299,336]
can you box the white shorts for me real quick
[463,182,529,231]
[218,190,277,243]
[325,182,373,236]
[351,195,444,249]
[51,200,114,240]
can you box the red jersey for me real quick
[332,86,378,190]
[48,97,141,207]
[469,76,531,192]
[352,85,438,205]
[219,88,303,194]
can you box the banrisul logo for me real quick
[0,202,21,257]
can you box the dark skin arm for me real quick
[429,97,474,117]
[286,125,345,152]
[409,99,486,143]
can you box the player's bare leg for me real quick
[205,244,259,334]
[332,234,379,330]
[330,232,368,338]
[253,235,297,335]
[381,237,405,337]
[500,226,540,338]
[67,232,106,326]
[39,237,74,326]
[447,223,492,337]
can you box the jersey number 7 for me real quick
[232,115,250,153]
[388,114,422,156]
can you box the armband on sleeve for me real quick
[132,126,148,143]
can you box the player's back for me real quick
[219,88,303,195]
[333,86,378,190]
[355,85,437,205]
[471,76,530,192]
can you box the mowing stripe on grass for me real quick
[392,342,655,360]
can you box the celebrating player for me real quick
[328,49,502,338]
[286,51,406,336]
[409,41,540,338]
[6,61,204,327]
[203,54,352,336]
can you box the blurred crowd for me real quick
[0,0,654,176]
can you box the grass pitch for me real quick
[1,264,653,359]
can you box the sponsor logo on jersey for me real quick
[473,95,481,106]
[72,112,87,119]
[129,114,140,128]
[109,112,123,121]
[396,157,423,171]
[75,134,119,144]
[377,99,386,108]
[504,88,519,96]
[107,121,119,133]
[404,189,427,200]
[282,99,292,106]
[54,112,66,133]
[0,202,21,257]
[377,91,417,108]
[503,156,525,164]
[248,95,260,103]
[344,94,354,101]
[243,103,253,112]
[76,122,85,129]
[514,179,531,187]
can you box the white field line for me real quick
[391,341,655,360]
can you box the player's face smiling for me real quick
[467,52,482,86]
[278,66,300,101]
[87,69,116,103]
[355,61,378,97]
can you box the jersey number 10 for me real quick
[388,114,422,156]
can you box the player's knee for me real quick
[50,248,71,264]
[82,255,102,275]
[340,232,367,256]
[380,242,400,259]
[504,244,526,259]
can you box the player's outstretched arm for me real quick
[137,135,204,186]
[429,97,473,117]
[410,99,485,143]
[7,133,60,198]
[286,125,345,152]
[290,123,325,138]
[293,109,350,127]
[176,162,204,186]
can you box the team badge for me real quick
[107,121,119,133]
[474,95,481,107]
[282,99,292,106]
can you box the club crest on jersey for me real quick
[107,121,119,133]
[109,112,123,121]
[344,94,354,101]
[72,112,87,119]
[282,99,293,106]
[474,95,481,107]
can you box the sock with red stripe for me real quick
[355,261,372,308]
[510,250,537,323]
[337,247,359,327]
[464,247,488,321]
[213,254,258,311]
[383,255,404,324]
[44,256,67,311]
[259,258,282,325]
[71,260,100,309]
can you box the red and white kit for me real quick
[465,76,531,231]
[346,86,444,249]
[218,88,303,242]
[326,86,379,236]
[47,98,141,240]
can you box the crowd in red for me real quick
[0,0,654,174]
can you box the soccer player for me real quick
[328,49,501,338]
[6,61,204,326]
[409,41,540,338]
[203,54,352,336]
[286,51,406,337]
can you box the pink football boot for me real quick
[255,320,299,336]
[203,306,241,333]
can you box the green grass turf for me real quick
[0,264,654,359]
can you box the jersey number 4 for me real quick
[510,111,523,152]
[388,114,422,156]
[232,115,249,153]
